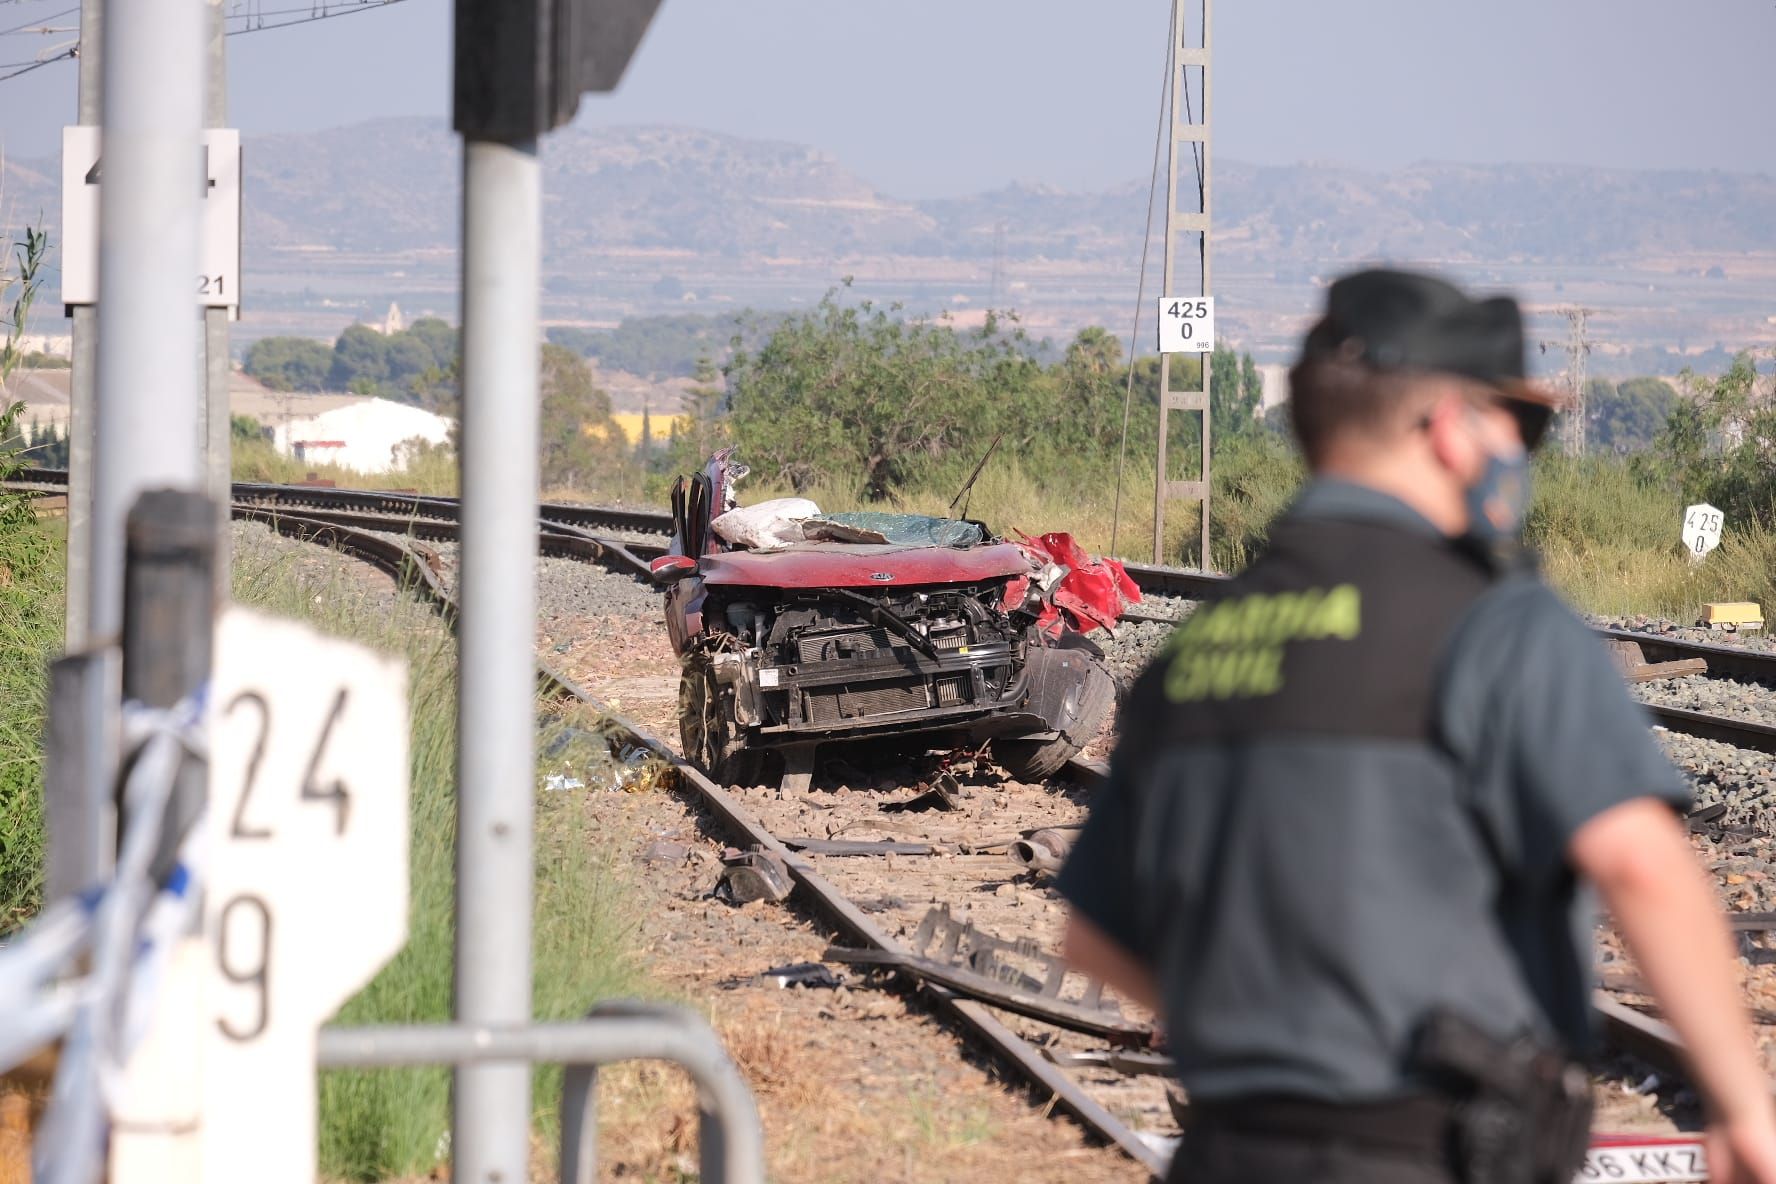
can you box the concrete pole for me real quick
[65,0,103,650]
[453,137,540,1184]
[88,0,205,640]
[204,0,231,591]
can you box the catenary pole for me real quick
[65,0,103,649]
[453,137,541,1184]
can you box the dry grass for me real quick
[1529,455,1776,620]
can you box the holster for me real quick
[1410,1010,1593,1184]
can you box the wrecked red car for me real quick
[651,449,1138,786]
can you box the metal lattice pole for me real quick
[1152,0,1212,567]
[1564,306,1592,457]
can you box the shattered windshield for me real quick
[802,512,985,549]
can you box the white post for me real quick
[92,0,207,1172]
[453,137,540,1184]
[88,0,206,640]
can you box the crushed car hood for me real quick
[697,542,1031,589]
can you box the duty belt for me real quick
[1188,1094,1455,1158]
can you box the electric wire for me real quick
[1109,0,1177,559]
[0,45,69,83]
[0,0,407,83]
[224,0,408,37]
[0,5,73,39]
[1181,2,1206,295]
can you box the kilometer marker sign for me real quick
[201,607,410,1184]
[1682,502,1723,560]
[1157,296,1215,354]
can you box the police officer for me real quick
[1058,269,1776,1184]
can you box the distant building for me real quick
[270,396,452,474]
[1,371,454,475]
[381,302,406,335]
[0,369,74,432]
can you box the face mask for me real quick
[1464,446,1531,542]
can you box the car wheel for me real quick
[992,648,1115,783]
[678,656,759,785]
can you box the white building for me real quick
[271,397,452,474]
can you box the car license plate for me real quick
[1577,1141,1707,1182]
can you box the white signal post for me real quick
[1682,503,1723,562]
[200,608,410,1184]
[1157,296,1215,354]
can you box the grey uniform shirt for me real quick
[1058,480,1690,1102]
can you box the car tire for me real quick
[991,648,1115,782]
[678,655,759,785]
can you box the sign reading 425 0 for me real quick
[1157,296,1215,355]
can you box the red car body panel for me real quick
[695,542,1031,589]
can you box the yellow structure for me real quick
[1701,602,1764,631]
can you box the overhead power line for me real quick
[224,0,409,37]
[0,0,407,84]
[0,6,75,39]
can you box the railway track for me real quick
[227,505,1175,1173]
[13,468,1775,752]
[16,472,1742,1143]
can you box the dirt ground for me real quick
[267,532,1761,1175]
[538,591,1151,1183]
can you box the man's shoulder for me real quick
[1448,572,1592,661]
[1436,571,1620,747]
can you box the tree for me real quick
[330,324,391,389]
[538,344,628,491]
[1209,344,1261,443]
[243,336,334,391]
[1648,353,1776,524]
[726,294,1050,499]
[680,356,728,464]
[406,317,457,366]
[1589,376,1678,454]
[384,334,439,387]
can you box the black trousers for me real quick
[1167,1124,1461,1184]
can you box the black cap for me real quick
[1298,269,1562,445]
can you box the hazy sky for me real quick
[1,0,1771,196]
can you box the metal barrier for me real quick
[317,1004,764,1184]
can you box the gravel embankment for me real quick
[1656,729,1776,831]
[1633,675,1776,727]
[1594,614,1776,653]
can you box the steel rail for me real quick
[215,486,1776,1152]
[235,506,1170,1177]
[24,474,1776,750]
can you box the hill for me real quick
[5,118,1774,366]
